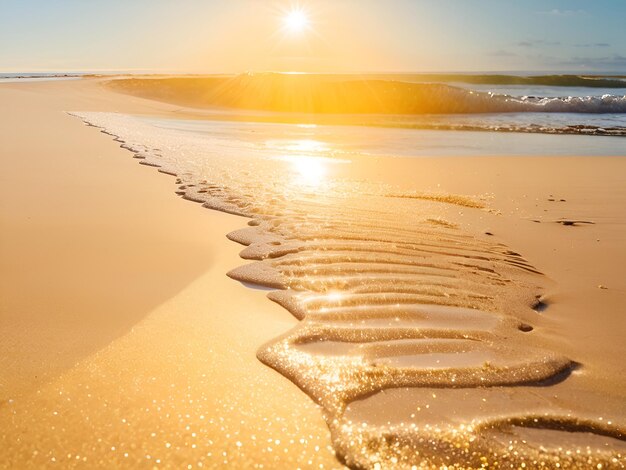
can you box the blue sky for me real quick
[0,0,625,73]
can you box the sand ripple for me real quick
[73,112,626,469]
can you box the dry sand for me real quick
[0,80,339,468]
[0,78,625,468]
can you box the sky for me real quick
[1,0,625,73]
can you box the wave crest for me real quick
[486,92,626,113]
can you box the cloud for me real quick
[573,43,610,48]
[517,40,561,48]
[562,54,626,69]
[522,53,559,65]
[490,50,517,57]
[537,9,587,16]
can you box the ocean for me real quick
[106,72,626,138]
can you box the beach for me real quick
[0,79,338,468]
[1,77,625,468]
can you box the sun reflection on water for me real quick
[267,134,350,192]
[266,138,329,154]
[285,139,328,153]
[289,155,328,187]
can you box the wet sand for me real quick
[1,78,625,468]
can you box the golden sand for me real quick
[1,78,625,468]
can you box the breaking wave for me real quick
[106,73,626,115]
[478,92,626,113]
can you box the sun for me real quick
[284,9,309,33]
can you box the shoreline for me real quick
[0,79,339,468]
[1,78,625,467]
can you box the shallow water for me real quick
[146,117,626,157]
[73,112,626,468]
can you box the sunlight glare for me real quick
[284,9,309,33]
[326,291,343,302]
[285,139,328,153]
[290,156,327,187]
